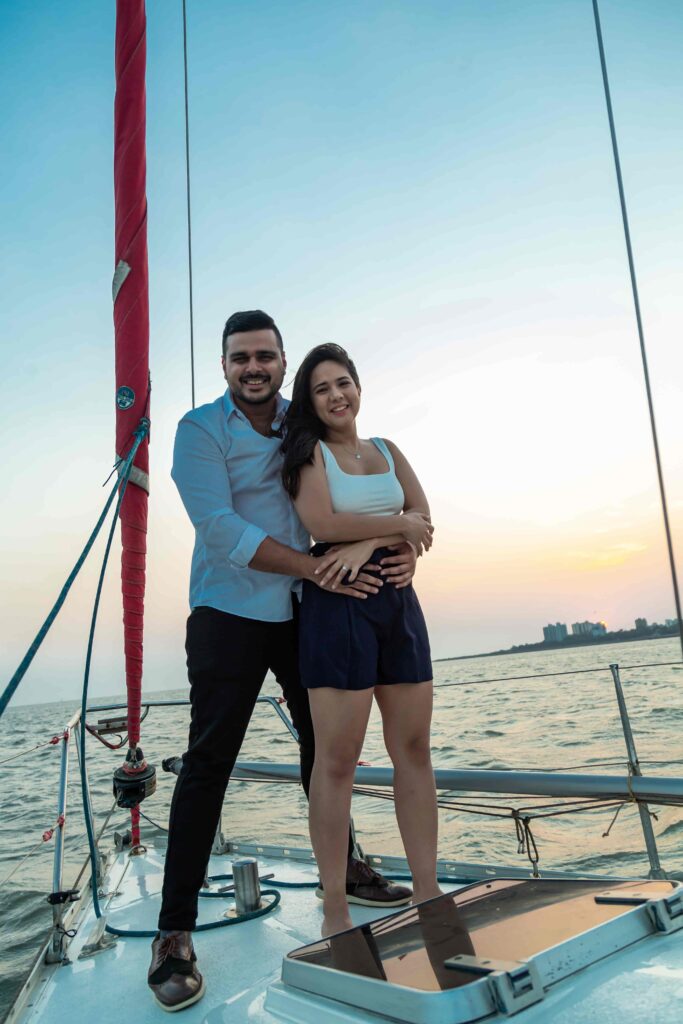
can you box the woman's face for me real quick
[309,359,361,432]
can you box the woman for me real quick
[281,343,441,938]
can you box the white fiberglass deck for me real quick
[10,841,683,1024]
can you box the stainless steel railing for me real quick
[2,663,681,963]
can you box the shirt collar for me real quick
[223,388,288,430]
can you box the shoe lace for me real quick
[354,859,380,883]
[157,933,187,963]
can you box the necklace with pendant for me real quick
[340,441,362,460]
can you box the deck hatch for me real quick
[281,877,679,1023]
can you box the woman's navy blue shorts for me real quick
[299,545,432,690]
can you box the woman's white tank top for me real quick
[319,438,404,515]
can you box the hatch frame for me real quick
[280,878,683,1023]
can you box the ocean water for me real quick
[1,637,682,1018]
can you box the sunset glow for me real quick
[1,1,682,704]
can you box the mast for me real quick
[113,0,153,848]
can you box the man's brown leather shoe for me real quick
[148,931,205,1012]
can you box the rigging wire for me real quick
[0,735,64,767]
[0,834,52,888]
[138,809,169,832]
[71,432,279,936]
[0,435,148,720]
[592,0,683,661]
[68,802,120,895]
[182,0,196,409]
[79,655,680,706]
[437,659,683,688]
[76,422,158,933]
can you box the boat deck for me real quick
[10,840,683,1024]
[11,843,441,1024]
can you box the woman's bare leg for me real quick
[308,686,375,937]
[374,681,441,903]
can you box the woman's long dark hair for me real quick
[281,343,360,498]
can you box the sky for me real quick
[1,0,682,706]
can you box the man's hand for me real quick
[330,571,382,599]
[379,541,417,589]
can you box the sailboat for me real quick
[3,1,683,1022]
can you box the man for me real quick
[148,310,418,1011]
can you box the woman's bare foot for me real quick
[410,885,443,906]
[322,906,353,938]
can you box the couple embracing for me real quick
[148,310,441,1011]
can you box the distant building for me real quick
[635,618,648,633]
[543,622,568,643]
[572,620,607,638]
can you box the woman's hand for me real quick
[313,539,381,589]
[400,511,434,554]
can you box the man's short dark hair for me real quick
[222,310,283,356]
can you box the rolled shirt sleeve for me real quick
[172,417,267,569]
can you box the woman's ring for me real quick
[341,564,349,571]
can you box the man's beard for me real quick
[233,377,281,405]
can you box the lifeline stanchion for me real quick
[609,664,665,879]
[46,725,72,963]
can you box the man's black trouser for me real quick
[158,605,351,932]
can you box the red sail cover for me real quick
[113,0,149,766]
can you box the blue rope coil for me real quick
[105,889,282,938]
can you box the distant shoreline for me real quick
[434,630,681,664]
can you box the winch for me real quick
[113,746,157,808]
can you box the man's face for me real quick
[222,329,286,406]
